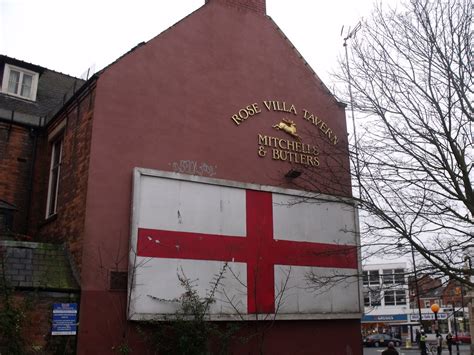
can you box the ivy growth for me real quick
[144,264,240,355]
[0,252,28,355]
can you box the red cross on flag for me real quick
[128,169,361,320]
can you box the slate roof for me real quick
[0,55,85,126]
[0,199,16,211]
[0,240,80,291]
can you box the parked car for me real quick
[453,334,471,344]
[363,334,402,347]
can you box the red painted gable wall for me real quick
[76,2,359,354]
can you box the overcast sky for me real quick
[0,0,379,87]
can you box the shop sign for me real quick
[362,314,407,322]
[409,313,448,321]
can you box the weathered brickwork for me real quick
[0,123,37,234]
[30,87,96,277]
[11,291,78,353]
[0,241,79,353]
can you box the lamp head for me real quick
[430,303,440,313]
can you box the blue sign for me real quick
[362,314,407,322]
[52,303,78,335]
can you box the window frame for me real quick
[394,268,405,284]
[382,268,406,285]
[384,290,396,306]
[363,271,369,285]
[369,270,380,285]
[383,269,394,285]
[370,289,382,306]
[395,289,407,305]
[364,288,382,307]
[1,63,39,101]
[363,290,370,306]
[45,127,64,218]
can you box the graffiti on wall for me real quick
[169,160,217,177]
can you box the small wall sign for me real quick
[51,303,78,336]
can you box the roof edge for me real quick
[266,16,346,108]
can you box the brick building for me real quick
[1,1,363,354]
[0,55,83,236]
[0,55,83,353]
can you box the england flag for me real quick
[128,168,362,321]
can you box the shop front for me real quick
[362,314,409,340]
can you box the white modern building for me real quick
[361,262,410,337]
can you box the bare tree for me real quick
[334,0,473,284]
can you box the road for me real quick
[364,344,471,355]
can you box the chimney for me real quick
[205,0,266,15]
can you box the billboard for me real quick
[128,168,362,321]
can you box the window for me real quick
[394,269,405,284]
[369,270,380,285]
[370,289,381,306]
[395,290,406,305]
[1,64,38,100]
[383,269,394,285]
[384,290,395,305]
[364,288,382,307]
[363,271,368,285]
[363,270,380,286]
[46,136,63,217]
[364,291,370,306]
[383,290,407,306]
[382,268,406,285]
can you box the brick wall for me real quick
[30,86,96,277]
[0,241,79,353]
[9,291,78,353]
[0,123,37,235]
[442,280,464,308]
[206,0,266,14]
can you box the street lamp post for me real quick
[431,304,441,355]
[452,305,461,355]
[431,303,440,333]
[460,284,467,332]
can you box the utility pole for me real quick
[341,22,362,199]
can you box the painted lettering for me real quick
[258,134,269,146]
[252,103,261,114]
